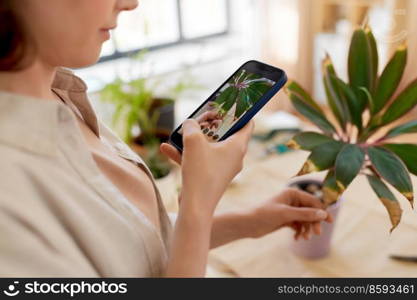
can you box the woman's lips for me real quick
[100,29,111,40]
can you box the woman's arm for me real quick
[162,118,254,277]
[164,203,213,277]
[210,209,252,249]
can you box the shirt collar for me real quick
[0,67,100,156]
[51,68,100,137]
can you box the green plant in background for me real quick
[142,140,172,179]
[100,50,202,178]
[101,76,172,179]
[213,69,273,120]
[285,24,417,232]
[101,76,158,144]
[101,51,202,144]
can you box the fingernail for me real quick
[315,210,328,219]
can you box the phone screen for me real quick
[178,68,276,142]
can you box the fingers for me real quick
[200,121,210,128]
[286,188,324,209]
[211,119,222,129]
[160,143,182,165]
[284,206,328,223]
[195,111,212,123]
[292,221,322,240]
[302,223,311,240]
[285,188,333,224]
[293,222,302,240]
[195,111,222,123]
[312,221,321,235]
[326,212,334,223]
[200,119,222,130]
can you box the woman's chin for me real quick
[65,54,102,69]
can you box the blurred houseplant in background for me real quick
[100,50,202,179]
[286,24,417,233]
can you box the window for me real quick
[99,0,230,62]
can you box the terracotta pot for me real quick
[288,178,343,259]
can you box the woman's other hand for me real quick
[246,188,333,240]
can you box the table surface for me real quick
[155,117,417,277]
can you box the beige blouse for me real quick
[0,68,173,277]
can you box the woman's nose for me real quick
[117,0,139,11]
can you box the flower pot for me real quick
[288,178,343,259]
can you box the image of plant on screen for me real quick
[212,69,274,121]
[179,69,275,142]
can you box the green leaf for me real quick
[222,88,239,112]
[333,76,363,130]
[296,141,344,176]
[385,120,417,139]
[215,86,234,106]
[383,144,417,176]
[235,90,249,119]
[373,43,407,114]
[368,146,414,206]
[323,81,347,129]
[365,26,379,93]
[289,93,336,136]
[245,85,264,105]
[286,132,335,151]
[353,86,368,114]
[126,110,139,143]
[112,103,125,127]
[250,81,272,95]
[348,28,375,92]
[367,175,402,233]
[381,78,417,125]
[323,77,343,125]
[286,80,322,112]
[322,55,350,128]
[359,87,374,113]
[322,169,343,207]
[234,70,247,84]
[335,144,365,191]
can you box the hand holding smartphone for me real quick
[169,60,287,153]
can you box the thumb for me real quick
[160,143,182,165]
[283,206,328,223]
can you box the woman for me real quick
[0,0,332,277]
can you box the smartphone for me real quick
[169,60,287,153]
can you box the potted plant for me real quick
[288,178,343,259]
[285,24,417,243]
[100,52,202,179]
